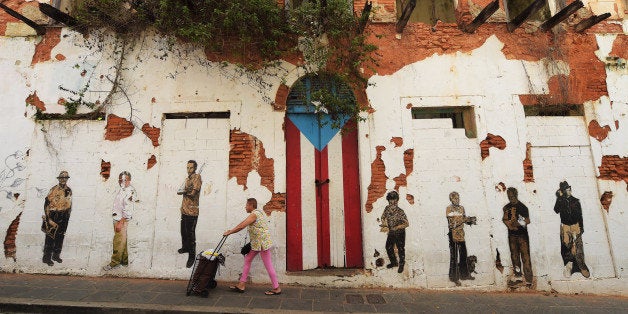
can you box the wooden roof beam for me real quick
[462,0,500,33]
[507,0,547,32]
[0,3,46,35]
[574,13,611,33]
[539,0,584,31]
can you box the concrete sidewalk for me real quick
[1,273,627,313]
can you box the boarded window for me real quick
[395,0,456,25]
[411,106,477,138]
[523,104,583,116]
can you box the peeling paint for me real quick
[25,91,45,111]
[480,133,506,160]
[31,28,62,65]
[523,142,534,182]
[3,212,20,261]
[600,191,613,212]
[141,123,161,147]
[100,160,111,180]
[104,114,134,141]
[229,129,275,194]
[147,155,156,170]
[588,120,612,142]
[365,146,387,213]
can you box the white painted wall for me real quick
[0,29,626,295]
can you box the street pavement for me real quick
[1,272,627,313]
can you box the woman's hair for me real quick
[119,171,131,181]
[247,198,257,209]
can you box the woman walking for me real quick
[223,198,281,295]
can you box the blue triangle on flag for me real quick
[287,114,349,151]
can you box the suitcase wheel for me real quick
[208,280,217,289]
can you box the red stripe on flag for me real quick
[316,146,331,267]
[342,120,363,268]
[285,118,303,271]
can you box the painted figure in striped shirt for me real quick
[380,191,409,273]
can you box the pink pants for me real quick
[239,249,279,289]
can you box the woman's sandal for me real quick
[229,286,245,293]
[264,290,281,295]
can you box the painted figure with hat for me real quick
[554,181,590,278]
[41,171,72,266]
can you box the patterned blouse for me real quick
[248,210,272,251]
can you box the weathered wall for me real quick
[0,0,626,296]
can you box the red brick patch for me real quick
[600,191,613,212]
[147,155,157,170]
[3,212,21,260]
[25,91,46,111]
[366,146,387,213]
[141,123,161,147]
[229,130,276,197]
[101,160,111,180]
[588,120,611,142]
[104,114,134,141]
[480,133,506,160]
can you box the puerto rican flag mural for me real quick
[285,98,363,271]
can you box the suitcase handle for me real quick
[208,235,228,261]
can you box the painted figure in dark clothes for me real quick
[42,171,72,266]
[380,191,409,273]
[502,187,533,286]
[177,160,202,268]
[554,181,590,278]
[446,191,476,286]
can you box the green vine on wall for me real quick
[71,0,377,127]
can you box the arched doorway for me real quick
[285,74,363,271]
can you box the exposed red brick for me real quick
[366,23,610,104]
[390,137,403,147]
[598,155,628,185]
[406,103,412,109]
[104,114,134,141]
[229,130,275,194]
[523,142,534,182]
[151,97,156,103]
[615,120,619,129]
[365,146,387,213]
[147,155,157,170]
[31,28,62,65]
[404,149,414,175]
[4,212,21,261]
[480,133,506,160]
[273,84,289,111]
[393,174,406,191]
[600,191,613,213]
[141,123,161,147]
[101,160,111,180]
[55,53,66,61]
[495,182,506,192]
[57,98,66,105]
[610,34,628,59]
[25,91,46,111]
[588,120,611,142]
[406,194,414,205]
[263,192,286,213]
[0,0,31,36]
[80,70,87,77]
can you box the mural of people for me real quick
[41,171,72,266]
[446,191,476,286]
[554,181,590,278]
[103,171,137,271]
[177,160,202,268]
[502,187,533,286]
[380,190,409,273]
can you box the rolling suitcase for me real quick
[186,235,227,297]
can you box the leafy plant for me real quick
[72,0,377,126]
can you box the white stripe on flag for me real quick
[300,132,318,270]
[328,134,346,267]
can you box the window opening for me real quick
[523,104,583,116]
[396,0,456,25]
[164,112,230,119]
[411,106,477,138]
